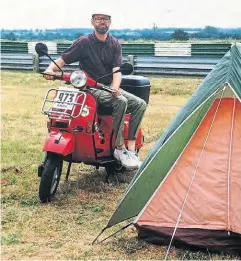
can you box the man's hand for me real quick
[43,69,55,80]
[43,58,66,80]
[111,86,123,96]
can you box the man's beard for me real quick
[95,25,109,35]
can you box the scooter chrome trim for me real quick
[41,88,87,120]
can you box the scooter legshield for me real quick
[43,129,75,156]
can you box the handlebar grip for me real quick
[40,72,54,76]
[41,72,71,82]
[40,72,58,80]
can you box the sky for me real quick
[1,0,241,30]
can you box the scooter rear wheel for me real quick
[39,153,63,203]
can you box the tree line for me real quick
[1,26,241,41]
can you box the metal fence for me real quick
[122,44,155,55]
[1,41,232,57]
[56,43,156,55]
[191,43,232,57]
[37,55,128,72]
[1,41,232,75]
[1,53,34,70]
[155,43,191,56]
[1,52,222,76]
[1,42,28,53]
[134,56,221,76]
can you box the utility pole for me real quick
[153,23,158,42]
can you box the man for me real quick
[44,12,147,169]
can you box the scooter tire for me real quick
[39,153,63,203]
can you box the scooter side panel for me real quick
[94,115,114,157]
[43,129,75,156]
[70,93,98,163]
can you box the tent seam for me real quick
[227,94,236,234]
[164,87,226,260]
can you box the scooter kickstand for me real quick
[105,173,110,183]
[65,161,72,182]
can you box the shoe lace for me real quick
[128,150,140,161]
[135,153,142,162]
[123,148,131,159]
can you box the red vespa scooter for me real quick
[35,43,150,203]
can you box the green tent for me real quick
[96,44,241,255]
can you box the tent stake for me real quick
[92,223,133,245]
[92,227,107,245]
[100,223,133,243]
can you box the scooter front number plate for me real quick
[53,88,78,110]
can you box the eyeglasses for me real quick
[94,17,110,22]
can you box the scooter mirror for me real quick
[35,43,48,57]
[118,63,133,75]
[35,42,63,76]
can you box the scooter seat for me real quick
[97,104,113,115]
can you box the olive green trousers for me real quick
[90,89,147,146]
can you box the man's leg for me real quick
[91,89,138,169]
[122,91,147,166]
[122,91,147,143]
[91,89,127,146]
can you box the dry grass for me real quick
[1,71,238,260]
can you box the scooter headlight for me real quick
[70,70,87,88]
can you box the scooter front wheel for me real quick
[39,153,63,203]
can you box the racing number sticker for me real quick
[53,91,78,110]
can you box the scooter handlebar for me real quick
[41,72,114,92]
[41,72,71,82]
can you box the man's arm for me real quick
[111,39,122,95]
[111,67,122,96]
[44,57,66,80]
[47,57,66,72]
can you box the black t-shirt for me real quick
[61,32,122,85]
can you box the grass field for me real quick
[1,71,238,260]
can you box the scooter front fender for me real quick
[43,130,75,156]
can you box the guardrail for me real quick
[134,56,221,76]
[0,41,234,76]
[1,42,28,53]
[1,53,34,70]
[37,55,128,72]
[191,43,232,57]
[1,52,222,76]
[56,43,155,55]
[1,41,232,57]
[155,43,191,56]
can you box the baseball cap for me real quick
[92,12,111,18]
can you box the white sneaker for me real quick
[114,148,138,169]
[128,151,142,168]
